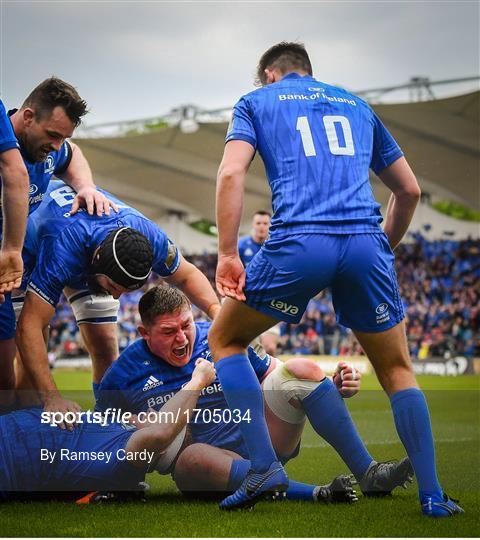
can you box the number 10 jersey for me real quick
[226,73,403,237]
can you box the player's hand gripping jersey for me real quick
[23,180,180,306]
[226,74,403,236]
[97,322,271,458]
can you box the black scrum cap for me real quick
[90,227,153,289]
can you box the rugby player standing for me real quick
[238,211,280,356]
[208,42,463,516]
[238,211,271,266]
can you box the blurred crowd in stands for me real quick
[49,233,479,360]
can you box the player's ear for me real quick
[264,69,275,85]
[138,325,148,339]
[23,108,35,126]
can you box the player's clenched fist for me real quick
[192,358,216,388]
[332,362,361,398]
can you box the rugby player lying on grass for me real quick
[96,285,413,504]
[0,358,216,500]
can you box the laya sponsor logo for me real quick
[270,299,299,316]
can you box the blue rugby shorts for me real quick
[244,233,404,333]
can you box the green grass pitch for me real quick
[1,369,479,537]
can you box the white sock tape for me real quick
[340,365,357,381]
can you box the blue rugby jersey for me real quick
[97,322,271,454]
[0,109,72,230]
[226,74,403,236]
[0,100,18,153]
[24,180,181,306]
[0,408,143,493]
[238,235,262,266]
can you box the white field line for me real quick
[301,436,478,448]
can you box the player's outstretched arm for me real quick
[378,157,421,250]
[166,255,221,319]
[0,148,29,297]
[216,140,255,301]
[58,142,118,217]
[16,291,81,427]
[125,359,216,468]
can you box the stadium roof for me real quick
[75,90,480,226]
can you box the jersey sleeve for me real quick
[0,100,19,154]
[95,368,128,412]
[53,141,73,176]
[225,96,257,149]
[146,221,181,277]
[27,232,85,306]
[370,112,404,175]
[247,339,272,380]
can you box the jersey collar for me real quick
[281,73,315,81]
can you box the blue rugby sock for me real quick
[216,354,278,472]
[227,459,251,491]
[302,378,373,480]
[228,458,316,501]
[390,388,442,498]
[285,480,316,501]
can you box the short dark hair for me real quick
[21,77,88,127]
[253,210,271,218]
[255,42,313,86]
[139,285,191,327]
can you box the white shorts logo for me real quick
[375,303,390,324]
[376,303,389,315]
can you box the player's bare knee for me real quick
[284,358,325,381]
[174,443,211,478]
[375,362,416,394]
[263,361,326,424]
[208,325,247,361]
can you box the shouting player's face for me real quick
[20,106,74,162]
[139,308,196,367]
